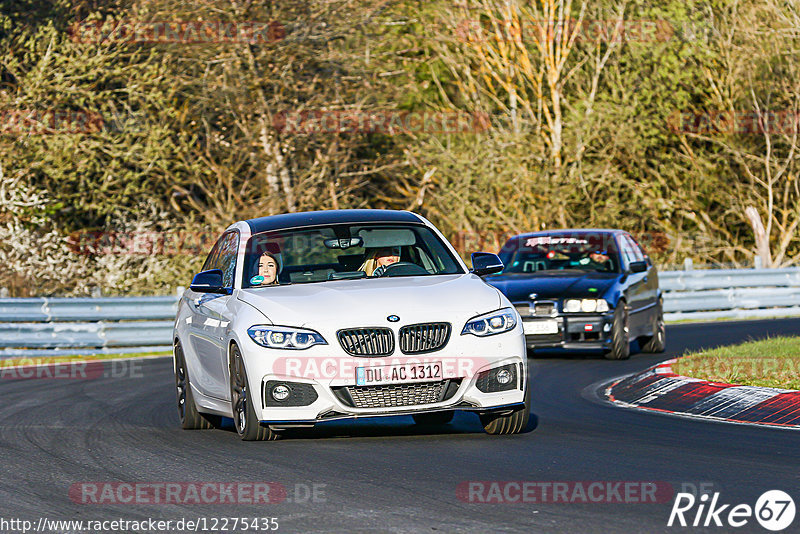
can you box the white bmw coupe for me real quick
[173,209,529,440]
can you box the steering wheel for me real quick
[374,262,429,277]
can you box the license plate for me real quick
[356,362,443,386]
[523,319,559,335]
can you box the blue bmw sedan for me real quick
[484,230,665,359]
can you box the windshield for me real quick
[499,233,621,274]
[242,223,464,287]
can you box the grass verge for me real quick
[671,336,800,390]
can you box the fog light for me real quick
[271,384,291,401]
[476,364,517,393]
[496,368,513,385]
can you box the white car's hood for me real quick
[236,274,503,328]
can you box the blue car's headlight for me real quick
[248,325,327,350]
[564,298,610,313]
[461,308,518,337]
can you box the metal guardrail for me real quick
[0,296,178,358]
[0,267,798,356]
[0,296,178,322]
[660,267,800,321]
[660,267,800,291]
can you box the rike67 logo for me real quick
[668,490,796,531]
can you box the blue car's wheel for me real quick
[605,304,630,360]
[640,300,666,353]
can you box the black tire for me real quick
[230,344,280,441]
[604,303,631,360]
[640,301,666,353]
[480,379,531,435]
[412,411,455,426]
[174,341,218,430]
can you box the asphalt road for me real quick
[1,319,799,533]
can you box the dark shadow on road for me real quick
[212,410,540,440]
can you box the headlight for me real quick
[247,325,327,350]
[564,299,609,313]
[462,308,517,337]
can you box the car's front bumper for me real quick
[261,402,527,428]
[236,326,528,425]
[521,312,615,351]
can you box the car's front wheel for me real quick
[604,303,631,360]
[480,381,531,435]
[229,344,280,441]
[174,340,219,430]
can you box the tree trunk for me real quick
[745,206,772,268]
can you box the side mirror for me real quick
[190,269,229,294]
[629,261,648,273]
[470,252,504,276]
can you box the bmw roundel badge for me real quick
[387,315,400,322]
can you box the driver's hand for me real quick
[372,265,386,277]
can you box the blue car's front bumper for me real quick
[521,311,615,351]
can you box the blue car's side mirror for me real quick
[629,261,648,274]
[470,252,504,276]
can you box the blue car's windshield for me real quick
[243,223,464,287]
[499,233,621,274]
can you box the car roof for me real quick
[245,209,424,234]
